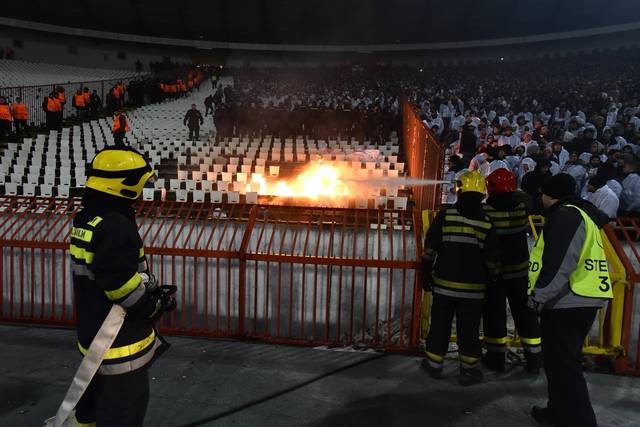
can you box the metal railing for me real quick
[0,76,139,127]
[402,98,444,213]
[0,196,423,352]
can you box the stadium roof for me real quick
[2,0,640,45]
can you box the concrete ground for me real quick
[1,325,638,427]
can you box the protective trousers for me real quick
[541,307,598,427]
[425,293,482,370]
[483,277,541,359]
[75,368,149,427]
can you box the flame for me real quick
[247,162,351,199]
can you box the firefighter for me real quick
[528,173,613,427]
[421,170,500,385]
[482,168,542,373]
[112,110,130,146]
[69,147,176,426]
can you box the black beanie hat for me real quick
[589,174,608,189]
[541,173,577,199]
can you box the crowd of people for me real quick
[404,50,640,217]
[212,65,402,141]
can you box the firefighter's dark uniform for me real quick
[70,148,170,426]
[422,171,500,384]
[482,194,541,371]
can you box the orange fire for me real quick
[247,162,352,200]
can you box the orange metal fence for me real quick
[402,98,444,213]
[0,196,423,352]
[606,217,640,375]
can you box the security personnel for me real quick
[43,91,62,130]
[83,87,92,107]
[11,97,28,137]
[116,81,125,107]
[482,169,541,373]
[56,87,66,128]
[73,89,86,120]
[112,110,130,146]
[528,173,612,427]
[71,147,175,426]
[0,96,12,141]
[422,170,500,385]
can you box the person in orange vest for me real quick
[187,79,194,91]
[56,87,66,128]
[116,81,125,108]
[0,96,13,141]
[112,110,130,146]
[72,89,86,121]
[42,91,62,130]
[82,87,91,109]
[11,96,29,137]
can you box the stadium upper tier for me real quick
[0,59,143,88]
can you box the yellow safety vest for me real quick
[528,204,613,299]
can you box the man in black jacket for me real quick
[528,173,613,427]
[184,104,204,141]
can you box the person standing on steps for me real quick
[184,103,204,141]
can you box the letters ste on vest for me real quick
[528,205,613,299]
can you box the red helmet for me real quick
[486,168,516,194]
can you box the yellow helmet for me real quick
[85,148,154,200]
[456,170,486,194]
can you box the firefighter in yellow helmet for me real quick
[421,170,500,385]
[67,147,176,426]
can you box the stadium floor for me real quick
[1,324,638,427]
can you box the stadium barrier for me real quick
[420,208,639,375]
[0,76,138,127]
[402,98,444,214]
[0,196,424,352]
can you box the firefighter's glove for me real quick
[139,272,159,293]
[149,285,177,323]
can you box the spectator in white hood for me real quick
[621,159,640,215]
[606,105,619,127]
[586,174,619,219]
[498,126,520,148]
[488,159,509,175]
[551,140,570,168]
[518,157,537,185]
